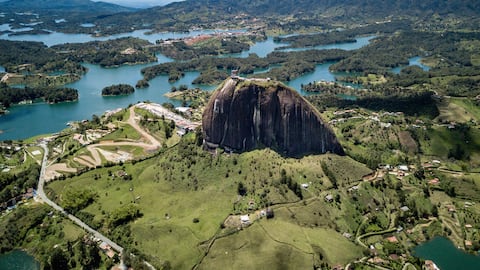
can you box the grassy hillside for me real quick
[46,133,371,269]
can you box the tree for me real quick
[237,182,247,196]
[49,248,69,270]
[92,114,100,125]
[194,127,203,146]
[79,243,101,269]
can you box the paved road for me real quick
[37,142,124,254]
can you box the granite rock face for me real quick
[202,78,344,156]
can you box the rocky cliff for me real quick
[202,78,344,156]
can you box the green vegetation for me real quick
[0,141,41,207]
[274,20,410,48]
[5,76,480,269]
[62,188,97,213]
[331,31,480,83]
[157,34,260,61]
[4,1,480,269]
[101,84,135,96]
[141,49,350,84]
[46,132,371,269]
[307,85,439,119]
[0,203,115,269]
[52,37,157,67]
[0,40,85,75]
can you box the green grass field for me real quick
[198,222,314,270]
[47,137,371,269]
[102,123,141,141]
[436,98,480,123]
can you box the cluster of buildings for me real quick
[0,188,37,212]
[136,102,200,133]
[86,235,116,259]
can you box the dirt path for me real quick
[73,105,161,168]
[45,105,163,178]
[127,106,161,150]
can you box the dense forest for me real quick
[0,40,85,74]
[52,37,157,67]
[101,84,135,96]
[331,31,480,74]
[306,86,439,119]
[0,83,78,108]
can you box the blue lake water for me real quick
[414,237,480,270]
[0,250,39,270]
[391,56,430,74]
[80,23,96,28]
[0,25,246,47]
[280,35,375,52]
[0,31,373,140]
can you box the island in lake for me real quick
[101,84,135,96]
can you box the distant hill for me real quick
[127,0,480,18]
[3,0,478,35]
[219,0,480,17]
[93,0,480,32]
[1,0,135,13]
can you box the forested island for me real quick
[0,83,78,108]
[101,84,135,96]
[156,34,263,61]
[52,37,157,67]
[140,49,350,85]
[0,40,85,75]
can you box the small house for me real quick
[175,107,192,117]
[240,215,250,225]
[386,236,398,243]
[325,194,334,202]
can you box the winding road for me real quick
[37,142,124,254]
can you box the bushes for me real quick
[62,188,97,213]
[279,169,303,199]
[109,203,142,227]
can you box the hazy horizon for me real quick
[94,0,184,8]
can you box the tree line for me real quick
[0,83,78,108]
[0,40,84,74]
[52,37,157,68]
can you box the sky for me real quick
[93,0,184,8]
